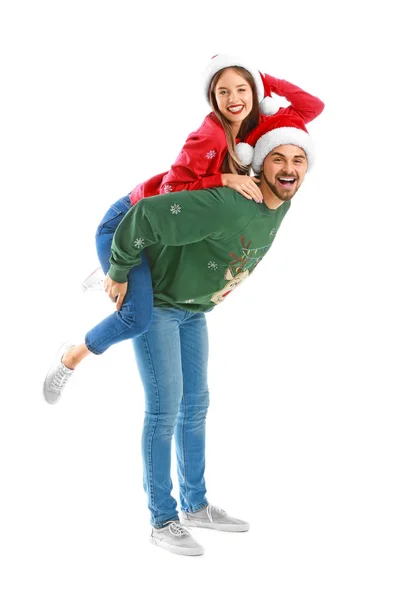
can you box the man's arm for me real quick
[108,187,240,283]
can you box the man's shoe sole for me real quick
[149,536,204,556]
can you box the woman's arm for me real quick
[261,73,325,123]
[160,116,262,201]
[159,117,226,194]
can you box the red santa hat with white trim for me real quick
[202,54,280,116]
[235,112,315,173]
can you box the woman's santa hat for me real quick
[202,54,280,116]
[235,113,315,173]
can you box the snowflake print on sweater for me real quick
[163,184,173,193]
[170,204,181,215]
[206,150,217,160]
[133,238,145,250]
[208,261,218,271]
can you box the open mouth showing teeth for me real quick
[227,105,244,113]
[277,177,296,186]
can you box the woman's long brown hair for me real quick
[208,66,260,175]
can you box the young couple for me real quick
[44,54,324,556]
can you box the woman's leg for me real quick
[132,307,187,528]
[66,196,153,362]
[84,251,152,355]
[43,196,153,404]
[174,312,210,513]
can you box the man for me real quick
[104,113,316,556]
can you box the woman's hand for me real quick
[221,174,263,203]
[104,274,128,312]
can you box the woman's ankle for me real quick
[62,346,77,369]
[62,344,90,369]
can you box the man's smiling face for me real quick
[261,144,308,202]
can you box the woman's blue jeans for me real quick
[85,196,153,354]
[132,307,210,528]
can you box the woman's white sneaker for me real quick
[82,266,104,292]
[150,521,204,556]
[180,505,249,532]
[43,343,74,405]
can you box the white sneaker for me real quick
[180,505,249,532]
[43,343,74,404]
[150,521,204,556]
[82,266,104,292]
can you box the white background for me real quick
[1,0,399,598]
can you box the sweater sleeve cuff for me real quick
[201,173,223,188]
[107,265,130,283]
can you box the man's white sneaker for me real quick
[43,343,74,405]
[180,505,249,532]
[82,266,104,292]
[150,521,204,556]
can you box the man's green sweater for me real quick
[109,187,290,312]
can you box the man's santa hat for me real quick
[235,113,315,173]
[202,54,280,116]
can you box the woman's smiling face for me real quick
[214,68,254,130]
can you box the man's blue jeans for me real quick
[85,196,153,354]
[132,307,210,528]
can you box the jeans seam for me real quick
[181,391,190,510]
[142,333,160,514]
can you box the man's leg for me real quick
[174,311,210,513]
[132,307,185,528]
[176,312,250,532]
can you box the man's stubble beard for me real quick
[261,170,300,202]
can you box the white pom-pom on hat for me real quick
[259,96,281,116]
[235,142,254,166]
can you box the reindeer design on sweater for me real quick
[211,235,271,304]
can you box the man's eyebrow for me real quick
[270,151,306,159]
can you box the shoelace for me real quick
[167,521,190,538]
[83,267,104,291]
[206,505,227,522]
[49,365,73,391]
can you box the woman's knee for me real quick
[119,303,152,335]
